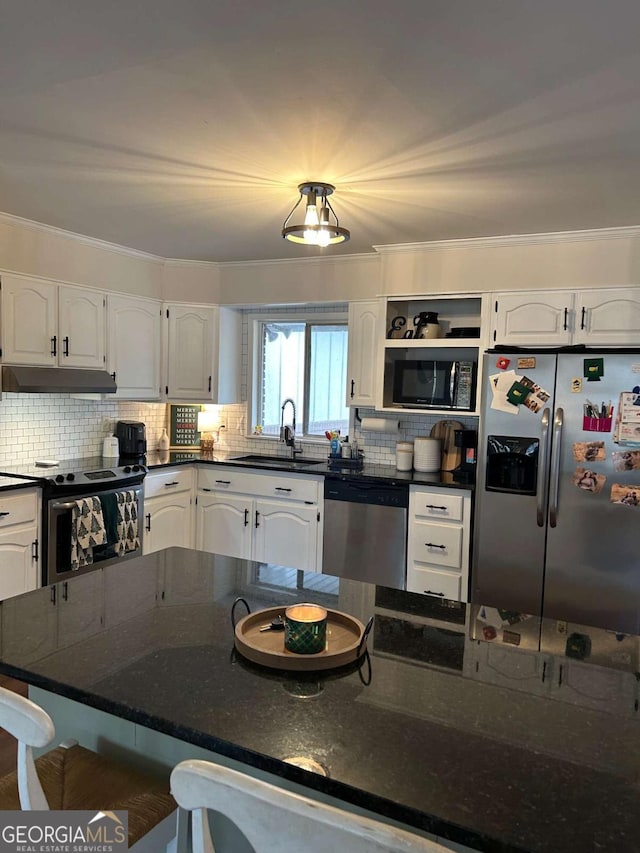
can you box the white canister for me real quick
[396,441,414,471]
[102,436,120,458]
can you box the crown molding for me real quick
[373,226,640,254]
[163,257,220,269]
[0,211,165,264]
[217,251,379,269]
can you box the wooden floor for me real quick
[0,676,27,777]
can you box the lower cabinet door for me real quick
[0,525,39,599]
[144,492,193,555]
[196,492,252,560]
[252,499,318,572]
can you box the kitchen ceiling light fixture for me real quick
[281,182,350,247]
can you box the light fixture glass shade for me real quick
[197,411,219,434]
[282,182,350,246]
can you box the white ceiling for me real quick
[1,0,640,263]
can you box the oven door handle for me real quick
[51,501,79,512]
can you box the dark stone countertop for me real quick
[0,475,43,492]
[144,450,475,490]
[0,547,637,853]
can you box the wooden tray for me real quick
[234,606,367,672]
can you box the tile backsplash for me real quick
[0,394,167,466]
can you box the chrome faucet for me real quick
[280,398,302,457]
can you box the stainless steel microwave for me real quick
[392,359,477,410]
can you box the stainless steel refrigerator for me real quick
[472,349,640,635]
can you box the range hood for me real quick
[2,365,117,394]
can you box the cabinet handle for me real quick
[208,375,212,393]
[424,590,445,597]
[255,510,260,528]
[275,487,292,492]
[51,335,57,357]
[111,371,116,382]
[201,487,213,492]
[425,542,446,550]
[50,586,57,605]
[244,508,249,527]
[563,307,568,331]
[62,581,68,602]
[0,512,10,518]
[425,504,447,511]
[215,480,231,485]
[164,481,179,487]
[32,539,39,561]
[63,336,70,357]
[558,664,564,687]
[542,660,547,683]
[580,306,586,330]
[350,379,355,399]
[145,513,151,532]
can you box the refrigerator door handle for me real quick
[537,408,551,527]
[549,407,564,528]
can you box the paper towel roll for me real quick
[361,418,400,434]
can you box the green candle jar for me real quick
[284,604,328,654]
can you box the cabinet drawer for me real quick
[198,466,320,503]
[0,489,38,528]
[410,487,465,522]
[144,467,194,498]
[406,566,461,600]
[410,521,463,568]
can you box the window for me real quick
[252,316,349,439]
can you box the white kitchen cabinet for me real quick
[490,291,574,346]
[196,492,252,559]
[406,486,472,602]
[143,467,194,555]
[195,466,322,571]
[573,287,640,345]
[1,275,107,368]
[107,293,162,400]
[346,300,380,407]
[57,570,104,649]
[464,641,553,699]
[0,489,40,600]
[253,499,319,572]
[163,303,241,403]
[491,287,640,347]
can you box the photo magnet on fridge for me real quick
[584,357,604,381]
[573,441,605,462]
[506,381,531,406]
[611,484,640,506]
[573,467,606,494]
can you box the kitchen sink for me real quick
[230,454,324,468]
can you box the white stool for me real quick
[0,685,177,851]
[171,758,453,853]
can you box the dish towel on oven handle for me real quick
[70,497,107,571]
[116,490,140,556]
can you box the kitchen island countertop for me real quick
[0,547,637,853]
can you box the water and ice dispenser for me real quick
[485,435,539,495]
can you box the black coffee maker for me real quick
[452,429,477,483]
[115,421,147,458]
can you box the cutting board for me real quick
[430,420,463,471]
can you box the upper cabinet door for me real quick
[166,304,215,400]
[107,294,161,400]
[346,300,379,407]
[574,288,640,345]
[491,291,575,346]
[1,275,57,365]
[58,286,106,368]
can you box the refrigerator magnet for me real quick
[573,440,605,462]
[583,357,604,381]
[520,376,550,414]
[502,630,521,646]
[506,381,531,406]
[496,356,510,370]
[517,356,536,370]
[611,484,640,506]
[573,467,606,494]
[571,378,582,393]
[612,450,640,471]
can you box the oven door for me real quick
[46,485,144,585]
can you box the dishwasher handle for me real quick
[324,479,409,508]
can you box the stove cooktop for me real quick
[0,456,147,488]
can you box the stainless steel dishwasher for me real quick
[322,478,408,589]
